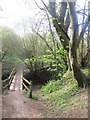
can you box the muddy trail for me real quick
[2,68,48,118]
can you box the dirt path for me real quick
[2,91,47,118]
[2,68,47,118]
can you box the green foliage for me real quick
[41,47,67,78]
[32,94,38,100]
[81,68,88,76]
[40,80,62,93]
[23,31,68,81]
[52,17,57,20]
[40,70,87,107]
[24,56,43,72]
[0,26,23,56]
[24,89,38,100]
[24,45,68,81]
[22,32,68,82]
[3,55,21,63]
[24,89,30,97]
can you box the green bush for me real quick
[40,70,85,107]
[40,80,62,93]
[24,89,30,97]
[32,94,38,100]
[24,89,38,100]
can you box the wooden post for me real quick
[29,81,33,98]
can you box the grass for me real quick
[2,88,9,95]
[32,94,38,100]
[24,89,38,100]
[39,69,88,117]
[40,69,88,108]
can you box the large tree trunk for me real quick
[47,0,89,88]
[73,62,88,88]
[71,49,88,87]
[68,2,88,88]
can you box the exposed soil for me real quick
[2,90,47,118]
[2,87,88,118]
[2,68,48,118]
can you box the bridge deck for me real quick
[9,69,23,91]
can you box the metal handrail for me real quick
[3,83,10,89]
[3,78,9,83]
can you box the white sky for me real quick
[0,0,88,36]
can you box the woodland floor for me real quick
[2,86,88,118]
[2,68,88,118]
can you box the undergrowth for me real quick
[24,89,38,100]
[40,69,87,108]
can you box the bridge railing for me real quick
[2,68,16,90]
[22,77,32,98]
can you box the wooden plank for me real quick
[2,78,9,83]
[29,81,33,98]
[3,68,15,83]
[23,77,31,85]
[2,68,16,89]
[9,75,14,85]
[3,84,9,89]
[8,68,16,79]
[22,82,30,91]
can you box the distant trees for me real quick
[0,26,23,61]
[20,32,49,72]
[22,33,48,58]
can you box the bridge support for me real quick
[29,81,33,98]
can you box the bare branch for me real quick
[64,10,70,32]
[45,11,56,50]
[35,0,70,50]
[32,28,54,55]
[59,2,67,25]
[34,0,45,11]
[77,11,88,16]
[77,15,89,46]
[0,52,6,62]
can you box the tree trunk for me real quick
[73,61,87,88]
[29,81,33,98]
[68,2,88,88]
[47,1,89,88]
[68,43,73,71]
[70,45,88,88]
